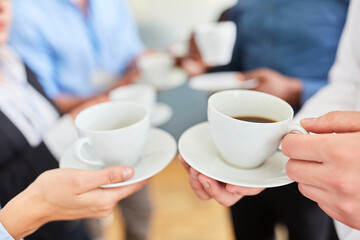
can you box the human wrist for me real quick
[0,188,50,239]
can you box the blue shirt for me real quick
[0,222,13,240]
[217,0,349,104]
[9,0,144,98]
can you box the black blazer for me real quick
[0,66,85,240]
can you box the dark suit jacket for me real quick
[0,66,86,240]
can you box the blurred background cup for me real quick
[137,52,175,86]
[208,90,307,169]
[109,83,157,113]
[194,21,236,66]
[73,101,150,167]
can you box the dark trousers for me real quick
[231,183,338,240]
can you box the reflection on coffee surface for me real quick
[233,116,277,123]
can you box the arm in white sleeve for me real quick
[0,222,14,240]
[43,114,78,161]
[294,1,360,239]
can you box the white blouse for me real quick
[0,46,78,160]
[295,0,360,239]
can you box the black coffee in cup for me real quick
[233,116,277,123]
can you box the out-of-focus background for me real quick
[3,0,349,238]
[104,1,288,240]
[131,0,236,141]
[130,0,237,50]
[107,1,237,239]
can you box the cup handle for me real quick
[279,124,309,150]
[73,138,104,167]
[287,123,309,135]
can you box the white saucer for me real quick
[189,72,259,93]
[151,103,173,127]
[60,128,177,188]
[178,122,293,188]
[139,67,187,91]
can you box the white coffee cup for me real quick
[109,83,157,113]
[137,52,174,86]
[73,101,150,167]
[194,21,236,66]
[208,90,307,169]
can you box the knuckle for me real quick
[107,170,122,184]
[337,199,357,218]
[191,183,205,194]
[285,160,297,180]
[325,146,346,162]
[333,174,356,195]
[197,192,211,201]
[97,209,113,219]
[321,111,341,127]
[209,190,221,200]
[217,197,238,207]
[73,176,87,188]
[326,111,341,118]
[281,135,294,157]
[98,196,116,211]
[297,184,308,197]
[238,188,261,196]
[189,178,201,190]
[281,143,290,157]
[218,200,233,207]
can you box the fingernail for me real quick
[301,118,317,125]
[122,167,133,180]
[289,130,302,134]
[200,181,210,189]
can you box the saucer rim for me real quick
[138,67,187,91]
[188,71,258,93]
[60,128,177,188]
[178,122,293,188]
[151,103,173,127]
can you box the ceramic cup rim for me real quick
[137,52,174,69]
[75,101,149,134]
[109,82,155,97]
[208,90,294,125]
[195,21,236,34]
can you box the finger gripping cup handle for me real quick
[279,124,309,150]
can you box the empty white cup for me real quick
[73,101,150,167]
[195,21,236,66]
[109,83,157,113]
[137,52,174,86]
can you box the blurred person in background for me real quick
[9,1,152,239]
[0,1,120,239]
[180,0,350,239]
[180,2,360,234]
[10,0,143,113]
[0,167,147,240]
[282,0,360,236]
